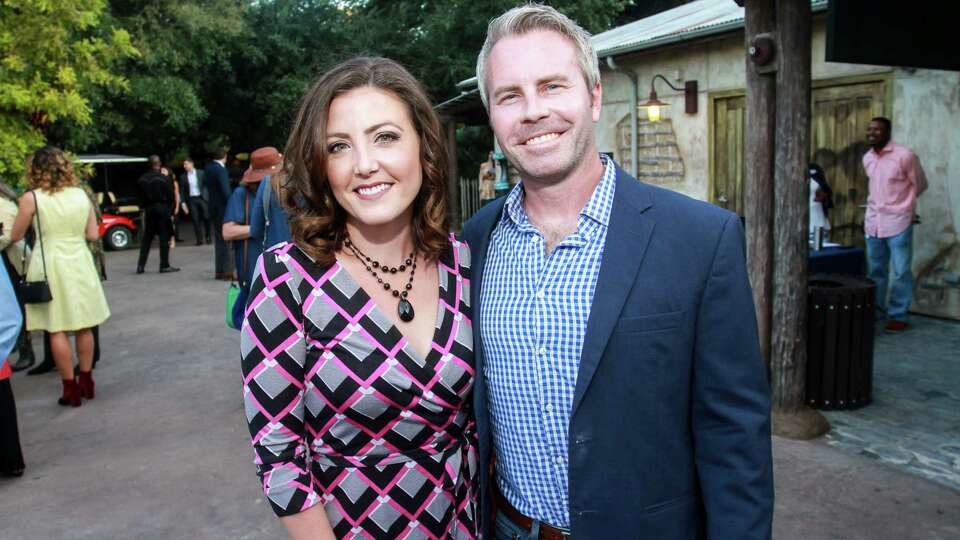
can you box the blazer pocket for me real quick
[643,493,695,514]
[614,310,684,334]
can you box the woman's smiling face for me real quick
[324,86,423,232]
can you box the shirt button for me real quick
[538,347,546,355]
[536,290,545,299]
[545,403,553,413]
[555,456,565,465]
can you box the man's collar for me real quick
[870,141,895,155]
[503,153,616,229]
[215,158,227,166]
[579,154,616,227]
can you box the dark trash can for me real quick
[807,274,876,410]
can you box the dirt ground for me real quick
[1,242,957,539]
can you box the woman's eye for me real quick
[327,142,348,154]
[375,132,400,144]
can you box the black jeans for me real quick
[137,204,172,269]
[188,196,211,242]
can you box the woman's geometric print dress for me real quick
[241,234,478,539]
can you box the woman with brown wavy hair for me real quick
[240,57,477,539]
[11,146,110,407]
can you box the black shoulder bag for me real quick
[20,191,53,303]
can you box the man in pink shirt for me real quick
[863,116,928,333]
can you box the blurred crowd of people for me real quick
[0,142,295,479]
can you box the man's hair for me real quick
[213,146,229,160]
[870,116,892,132]
[148,155,162,169]
[475,3,599,107]
[183,157,193,164]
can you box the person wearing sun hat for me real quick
[222,147,282,290]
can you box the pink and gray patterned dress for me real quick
[241,235,477,539]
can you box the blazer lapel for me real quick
[571,168,654,415]
[467,198,507,421]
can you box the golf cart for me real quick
[76,154,147,250]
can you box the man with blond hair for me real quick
[461,4,774,538]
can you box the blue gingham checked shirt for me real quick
[480,154,616,528]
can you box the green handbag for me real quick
[226,282,243,329]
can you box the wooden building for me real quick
[441,0,959,319]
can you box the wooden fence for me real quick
[458,176,481,228]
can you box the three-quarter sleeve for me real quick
[240,246,320,517]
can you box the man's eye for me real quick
[498,93,518,104]
[327,142,348,154]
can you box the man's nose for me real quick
[522,94,549,123]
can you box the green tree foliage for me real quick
[338,0,633,180]
[218,0,355,152]
[31,0,636,173]
[0,0,137,185]
[53,0,249,159]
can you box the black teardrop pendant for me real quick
[397,298,415,322]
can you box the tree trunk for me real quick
[770,0,828,438]
[743,0,776,367]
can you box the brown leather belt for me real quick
[493,484,570,540]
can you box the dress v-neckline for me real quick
[332,259,444,363]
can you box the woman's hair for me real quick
[26,146,79,193]
[281,56,450,267]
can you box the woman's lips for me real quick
[355,182,392,200]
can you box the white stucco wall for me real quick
[596,17,960,317]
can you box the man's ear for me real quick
[591,81,602,122]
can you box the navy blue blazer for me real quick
[203,161,232,217]
[461,164,773,539]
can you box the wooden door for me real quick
[711,95,746,215]
[710,79,887,246]
[810,82,887,247]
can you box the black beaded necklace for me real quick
[344,237,417,322]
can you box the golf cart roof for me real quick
[75,154,148,164]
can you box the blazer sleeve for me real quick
[691,213,774,539]
[240,248,321,517]
[217,169,232,202]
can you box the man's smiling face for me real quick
[484,30,602,187]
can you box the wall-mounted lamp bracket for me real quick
[749,33,778,74]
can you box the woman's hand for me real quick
[85,206,99,241]
[280,504,337,540]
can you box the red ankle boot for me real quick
[58,379,81,407]
[78,370,95,399]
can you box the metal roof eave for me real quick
[75,155,148,164]
[598,0,828,59]
[597,18,744,58]
[443,1,828,97]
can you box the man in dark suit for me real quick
[178,157,210,245]
[136,155,179,274]
[461,5,773,539]
[203,147,235,280]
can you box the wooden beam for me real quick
[743,0,776,368]
[770,0,828,438]
[444,120,461,229]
